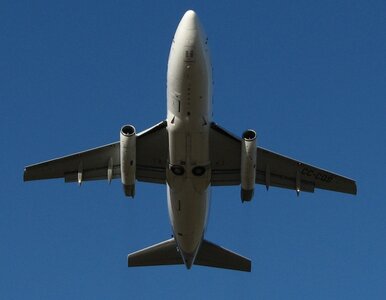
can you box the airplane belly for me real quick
[165,12,213,258]
[167,184,209,254]
[166,123,211,254]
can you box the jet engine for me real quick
[240,129,257,202]
[120,125,136,197]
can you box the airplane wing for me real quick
[24,121,168,184]
[210,123,357,195]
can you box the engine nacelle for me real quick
[120,125,136,197]
[240,129,257,202]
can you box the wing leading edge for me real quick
[24,121,168,184]
[210,123,357,195]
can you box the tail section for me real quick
[128,238,183,267]
[195,240,251,272]
[127,238,251,272]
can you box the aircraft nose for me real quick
[180,10,199,30]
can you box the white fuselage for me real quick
[166,11,212,267]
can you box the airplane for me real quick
[24,10,357,272]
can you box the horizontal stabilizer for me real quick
[195,240,251,272]
[128,238,183,267]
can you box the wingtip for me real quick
[246,262,252,272]
[352,182,358,195]
[23,168,29,182]
[347,180,357,195]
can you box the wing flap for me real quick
[256,169,315,192]
[64,166,121,182]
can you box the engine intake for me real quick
[120,125,136,197]
[240,129,257,202]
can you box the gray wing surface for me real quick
[210,123,357,195]
[24,121,168,184]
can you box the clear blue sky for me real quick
[1,0,385,299]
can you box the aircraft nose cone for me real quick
[180,10,199,30]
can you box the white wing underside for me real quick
[24,121,168,184]
[210,123,356,195]
[24,121,356,195]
